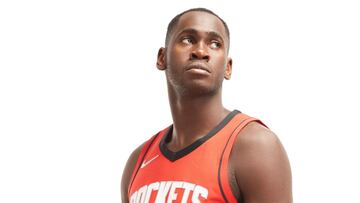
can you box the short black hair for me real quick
[165,8,230,49]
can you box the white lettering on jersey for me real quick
[181,182,195,203]
[136,185,147,203]
[130,191,137,203]
[167,181,182,203]
[130,181,209,203]
[192,185,208,203]
[155,181,172,203]
[144,182,159,203]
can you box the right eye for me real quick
[181,37,193,45]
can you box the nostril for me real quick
[191,53,198,60]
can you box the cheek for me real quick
[167,48,189,67]
[211,54,227,69]
[211,59,228,80]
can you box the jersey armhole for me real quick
[127,132,160,195]
[218,116,268,203]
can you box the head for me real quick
[157,8,233,97]
[165,8,230,52]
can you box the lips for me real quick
[185,62,211,73]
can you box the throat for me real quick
[165,128,206,153]
[168,106,231,152]
[159,110,239,162]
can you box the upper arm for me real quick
[121,143,145,203]
[231,122,292,203]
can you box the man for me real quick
[121,8,292,203]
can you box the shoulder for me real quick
[121,142,146,203]
[232,121,286,180]
[235,121,280,152]
[230,121,293,202]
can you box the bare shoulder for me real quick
[235,121,281,151]
[230,121,293,203]
[121,142,146,203]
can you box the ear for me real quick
[156,47,166,70]
[224,57,232,80]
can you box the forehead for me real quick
[172,11,227,40]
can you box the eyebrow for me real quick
[176,28,225,42]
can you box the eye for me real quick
[181,37,193,45]
[210,41,221,49]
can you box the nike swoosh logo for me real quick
[140,154,159,169]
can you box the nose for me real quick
[190,42,210,61]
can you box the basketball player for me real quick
[121,8,292,203]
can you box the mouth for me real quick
[185,62,211,73]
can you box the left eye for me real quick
[210,41,221,49]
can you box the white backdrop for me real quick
[1,0,359,202]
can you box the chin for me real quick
[180,81,219,97]
[167,76,222,97]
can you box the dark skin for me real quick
[121,11,292,203]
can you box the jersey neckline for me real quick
[159,110,240,162]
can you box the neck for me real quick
[166,86,230,152]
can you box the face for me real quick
[157,11,232,97]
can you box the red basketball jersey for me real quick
[128,110,267,203]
